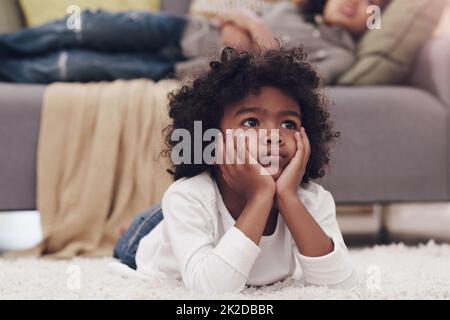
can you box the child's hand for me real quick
[216,133,276,202]
[219,23,253,51]
[213,10,279,50]
[213,9,261,31]
[275,128,310,199]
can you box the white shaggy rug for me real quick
[1,241,450,300]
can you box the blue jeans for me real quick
[114,203,164,270]
[0,10,187,83]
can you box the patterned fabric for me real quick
[189,0,286,17]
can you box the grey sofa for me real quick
[0,0,449,212]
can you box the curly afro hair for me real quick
[162,46,340,185]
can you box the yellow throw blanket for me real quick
[20,79,178,258]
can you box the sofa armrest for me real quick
[409,37,450,107]
[409,37,450,200]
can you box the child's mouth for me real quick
[258,150,287,168]
[259,155,280,166]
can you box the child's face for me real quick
[219,86,302,180]
[323,0,387,36]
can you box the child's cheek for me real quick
[247,138,259,159]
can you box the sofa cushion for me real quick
[337,0,447,85]
[0,83,45,211]
[320,86,448,203]
[19,0,161,27]
[160,0,191,15]
[0,0,25,33]
[1,83,448,210]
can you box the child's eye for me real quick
[281,120,298,130]
[242,118,259,127]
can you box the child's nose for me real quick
[262,130,283,146]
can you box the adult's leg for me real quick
[0,49,176,83]
[0,10,187,57]
[113,204,164,270]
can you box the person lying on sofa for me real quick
[0,0,389,84]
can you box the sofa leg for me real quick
[374,204,390,245]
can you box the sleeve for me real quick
[293,187,360,289]
[162,186,261,294]
[179,16,223,59]
[312,46,356,85]
[174,57,211,79]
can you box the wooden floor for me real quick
[337,205,374,215]
[336,203,450,247]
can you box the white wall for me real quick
[0,211,42,252]
[435,4,450,37]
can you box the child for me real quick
[114,46,358,294]
[0,0,389,84]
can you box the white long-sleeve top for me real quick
[136,170,358,294]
